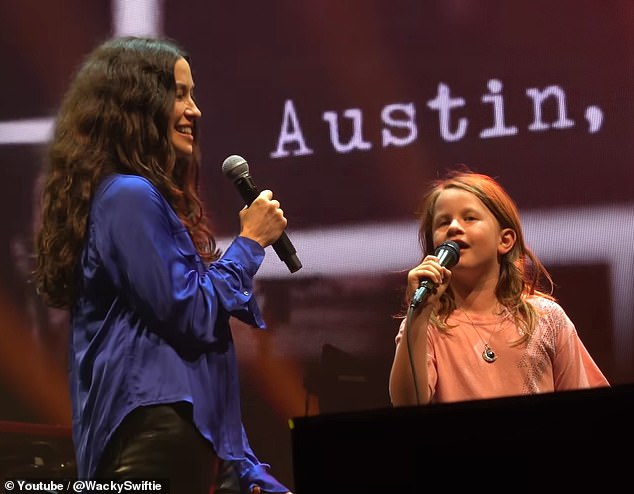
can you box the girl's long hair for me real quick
[34,36,219,309]
[414,167,554,342]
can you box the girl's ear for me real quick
[498,228,516,255]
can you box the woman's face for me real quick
[169,57,202,158]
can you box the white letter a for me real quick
[270,99,314,158]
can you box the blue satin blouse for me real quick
[69,174,289,492]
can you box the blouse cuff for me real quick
[234,460,291,493]
[211,236,267,329]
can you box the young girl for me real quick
[389,168,609,406]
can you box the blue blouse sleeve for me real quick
[234,460,290,493]
[232,426,292,493]
[92,175,266,347]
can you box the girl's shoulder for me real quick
[526,294,559,308]
[526,294,570,326]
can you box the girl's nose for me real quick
[447,218,464,233]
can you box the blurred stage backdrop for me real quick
[1,0,632,488]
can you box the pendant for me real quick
[482,345,497,363]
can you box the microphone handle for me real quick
[234,175,260,204]
[410,279,436,309]
[233,175,302,273]
[272,232,302,273]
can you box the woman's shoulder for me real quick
[97,173,156,198]
[91,174,169,228]
[95,174,163,208]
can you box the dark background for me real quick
[1,1,632,489]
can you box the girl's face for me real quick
[169,57,202,158]
[431,187,513,272]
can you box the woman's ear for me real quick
[498,228,516,255]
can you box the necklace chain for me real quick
[461,308,507,363]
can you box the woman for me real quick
[34,36,291,493]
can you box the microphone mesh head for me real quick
[222,154,249,180]
[435,240,460,268]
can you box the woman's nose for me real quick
[186,102,202,118]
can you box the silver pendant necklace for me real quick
[461,309,506,363]
[482,344,497,363]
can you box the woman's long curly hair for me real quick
[34,36,219,309]
[415,167,554,342]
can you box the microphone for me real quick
[410,240,460,309]
[222,154,302,273]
